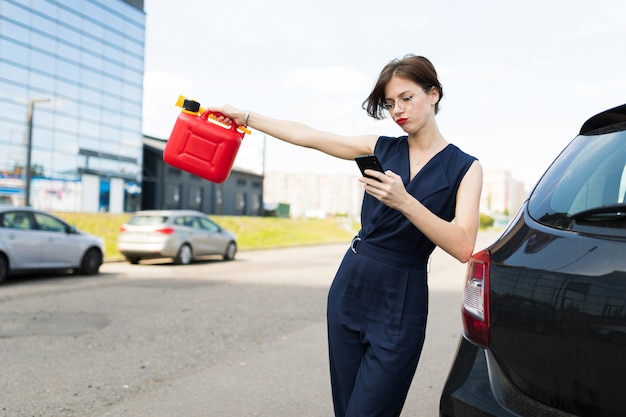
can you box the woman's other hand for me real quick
[359,170,411,210]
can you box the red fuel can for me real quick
[163,97,249,183]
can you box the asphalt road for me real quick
[0,230,500,417]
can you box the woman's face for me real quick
[383,76,436,133]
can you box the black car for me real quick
[440,103,626,417]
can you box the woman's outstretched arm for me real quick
[213,104,379,161]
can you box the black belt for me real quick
[349,236,428,269]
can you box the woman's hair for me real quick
[362,54,444,119]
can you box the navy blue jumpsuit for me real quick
[327,136,477,417]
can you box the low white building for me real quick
[264,171,363,219]
[481,168,528,224]
[263,168,527,226]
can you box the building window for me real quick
[189,186,203,211]
[214,189,223,214]
[251,193,261,215]
[236,191,247,215]
[165,183,181,209]
[124,181,141,212]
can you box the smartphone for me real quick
[355,154,384,180]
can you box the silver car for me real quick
[0,206,105,283]
[117,210,237,265]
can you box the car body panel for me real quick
[442,209,626,416]
[490,210,626,415]
[440,337,519,417]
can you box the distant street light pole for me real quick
[25,98,50,206]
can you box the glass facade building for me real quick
[0,0,145,212]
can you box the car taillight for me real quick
[119,226,126,232]
[155,227,175,235]
[461,249,491,348]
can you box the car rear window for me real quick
[528,130,626,237]
[127,215,168,226]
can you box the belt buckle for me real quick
[351,237,361,254]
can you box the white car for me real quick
[0,206,105,283]
[117,210,237,265]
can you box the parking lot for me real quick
[0,231,499,417]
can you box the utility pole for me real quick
[25,98,50,206]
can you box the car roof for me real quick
[0,205,38,213]
[580,103,626,135]
[130,210,206,217]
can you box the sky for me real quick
[141,0,626,189]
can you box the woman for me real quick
[215,54,482,417]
